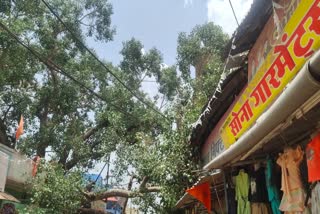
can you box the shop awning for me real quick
[0,192,20,203]
[204,50,320,171]
[175,170,223,209]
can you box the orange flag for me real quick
[15,115,24,140]
[186,182,211,212]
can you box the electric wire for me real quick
[0,21,136,119]
[228,0,240,27]
[95,157,109,184]
[40,0,169,121]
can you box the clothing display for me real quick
[226,182,237,214]
[251,202,271,214]
[266,158,282,214]
[223,136,320,214]
[306,133,320,182]
[249,166,269,203]
[299,154,310,198]
[235,169,251,214]
[311,182,320,214]
[277,146,306,212]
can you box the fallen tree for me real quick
[83,177,161,201]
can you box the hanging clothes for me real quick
[226,181,237,214]
[265,158,282,214]
[249,166,269,203]
[235,169,251,214]
[249,166,271,214]
[277,146,306,213]
[306,133,320,182]
[311,182,320,213]
[251,202,270,214]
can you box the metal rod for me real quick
[106,155,111,187]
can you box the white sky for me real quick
[207,0,253,35]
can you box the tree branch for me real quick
[78,21,95,28]
[122,175,135,212]
[84,189,142,201]
[62,119,109,169]
[137,72,148,87]
[78,10,97,22]
[36,101,49,157]
[0,118,10,147]
[78,208,107,214]
[84,186,161,201]
[82,119,109,141]
[3,105,12,121]
[159,95,166,110]
[139,176,149,191]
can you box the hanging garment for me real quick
[277,146,306,213]
[249,166,269,203]
[311,182,320,214]
[265,158,282,214]
[251,202,271,214]
[226,183,237,214]
[235,169,251,214]
[306,133,320,182]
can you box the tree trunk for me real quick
[0,118,11,147]
[84,187,161,201]
[122,176,135,213]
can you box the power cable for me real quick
[0,21,135,118]
[228,0,240,27]
[84,154,112,192]
[40,0,169,122]
[95,156,109,184]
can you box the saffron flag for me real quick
[15,115,24,140]
[186,182,211,212]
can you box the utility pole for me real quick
[106,155,111,188]
[105,155,111,208]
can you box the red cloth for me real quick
[306,133,320,182]
[186,182,211,212]
[15,115,24,140]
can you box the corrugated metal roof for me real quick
[190,66,247,145]
[224,0,273,57]
[190,0,273,145]
[0,192,20,203]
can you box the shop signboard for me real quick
[220,0,320,148]
[202,138,225,166]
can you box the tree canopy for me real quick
[0,1,228,213]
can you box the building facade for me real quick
[177,0,320,213]
[0,144,34,212]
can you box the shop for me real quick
[177,0,320,213]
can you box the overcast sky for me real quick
[88,0,253,65]
[89,0,253,180]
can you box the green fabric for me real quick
[235,169,251,214]
[265,159,281,214]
